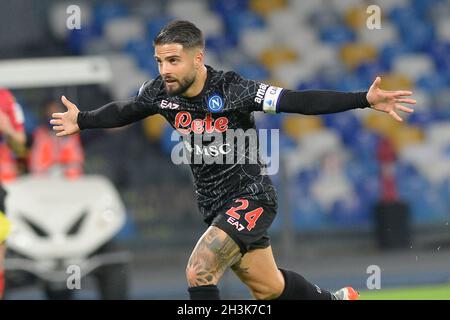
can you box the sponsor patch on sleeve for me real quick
[262,86,283,114]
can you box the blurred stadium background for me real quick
[0,0,449,299]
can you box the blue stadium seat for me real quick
[411,0,443,18]
[309,8,341,30]
[210,0,248,17]
[330,196,370,226]
[147,16,174,40]
[349,130,380,159]
[429,41,450,72]
[296,78,331,90]
[67,26,101,55]
[236,62,270,80]
[356,62,388,83]
[380,43,412,69]
[411,187,449,223]
[255,113,282,130]
[206,35,237,54]
[354,175,381,205]
[407,111,437,128]
[296,168,320,192]
[444,145,450,157]
[389,6,420,27]
[347,159,380,187]
[279,134,297,150]
[125,39,159,75]
[408,194,431,223]
[397,171,430,210]
[432,90,450,118]
[92,2,129,34]
[224,10,265,44]
[319,25,355,46]
[334,73,371,92]
[416,73,448,92]
[437,178,450,216]
[292,195,327,230]
[396,161,420,180]
[399,21,435,52]
[321,112,362,146]
[389,5,434,52]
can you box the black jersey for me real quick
[78,65,370,222]
[136,66,283,222]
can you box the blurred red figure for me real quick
[377,137,398,202]
[29,100,84,179]
[0,89,26,183]
[0,88,26,299]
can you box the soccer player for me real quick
[51,20,415,300]
[0,88,26,299]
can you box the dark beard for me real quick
[166,75,196,97]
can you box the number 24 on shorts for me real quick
[225,199,264,231]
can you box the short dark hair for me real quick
[153,20,204,49]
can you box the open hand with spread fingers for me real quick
[50,96,80,137]
[366,77,416,122]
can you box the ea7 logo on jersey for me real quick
[227,217,245,231]
[160,100,179,109]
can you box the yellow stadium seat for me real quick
[264,79,287,88]
[390,125,424,152]
[364,113,399,137]
[340,43,378,70]
[378,73,414,91]
[142,114,167,142]
[345,6,371,30]
[364,113,423,151]
[259,47,298,70]
[250,0,287,16]
[282,115,323,140]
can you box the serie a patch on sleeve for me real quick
[262,86,283,114]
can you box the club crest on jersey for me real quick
[207,94,224,113]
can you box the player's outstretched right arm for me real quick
[51,95,153,137]
[50,96,81,137]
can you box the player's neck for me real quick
[181,65,208,98]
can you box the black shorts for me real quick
[210,197,277,255]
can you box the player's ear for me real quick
[194,48,204,69]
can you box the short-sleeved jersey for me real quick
[136,66,283,222]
